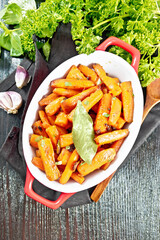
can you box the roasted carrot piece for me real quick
[32,120,48,137]
[57,148,72,165]
[39,110,50,124]
[112,78,120,84]
[36,149,41,158]
[32,157,45,171]
[59,149,80,184]
[121,81,134,123]
[108,97,122,126]
[55,112,68,128]
[77,148,116,176]
[39,93,58,106]
[71,172,85,184]
[38,138,60,181]
[42,121,51,129]
[46,125,60,149]
[93,64,121,96]
[68,90,103,122]
[51,79,95,90]
[66,65,87,79]
[95,129,129,146]
[110,138,125,153]
[101,84,108,94]
[101,138,125,170]
[94,93,112,134]
[47,115,56,125]
[56,125,68,135]
[45,96,65,116]
[112,117,126,129]
[30,134,43,148]
[61,86,98,114]
[53,88,80,97]
[59,133,73,148]
[91,102,99,113]
[39,110,51,128]
[64,121,72,130]
[78,64,98,83]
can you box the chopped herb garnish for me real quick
[66,146,70,150]
[35,136,43,142]
[65,82,72,86]
[108,158,113,162]
[102,112,110,118]
[97,79,102,85]
[84,100,89,105]
[55,161,62,165]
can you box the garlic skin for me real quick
[15,65,31,89]
[0,91,22,114]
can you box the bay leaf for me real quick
[72,100,97,165]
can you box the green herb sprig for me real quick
[0,0,159,86]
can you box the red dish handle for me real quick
[24,167,75,209]
[96,36,140,74]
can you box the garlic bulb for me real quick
[0,91,22,114]
[15,65,31,89]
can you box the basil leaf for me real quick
[1,3,22,25]
[10,31,23,56]
[0,32,12,51]
[72,100,97,165]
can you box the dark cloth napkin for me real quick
[0,23,160,209]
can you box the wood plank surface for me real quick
[0,1,160,240]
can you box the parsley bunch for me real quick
[0,0,159,86]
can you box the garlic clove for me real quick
[0,91,22,114]
[0,92,13,111]
[15,65,31,89]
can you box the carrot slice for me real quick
[77,148,116,176]
[56,125,68,135]
[55,112,69,128]
[57,148,72,165]
[71,172,85,184]
[95,129,129,146]
[112,117,126,130]
[38,138,60,181]
[32,157,45,171]
[32,120,48,137]
[51,79,95,90]
[39,93,58,106]
[47,115,56,125]
[108,97,122,126]
[36,149,41,158]
[45,96,65,116]
[121,81,134,123]
[100,138,125,170]
[68,90,103,122]
[94,93,112,134]
[59,149,79,184]
[93,64,121,96]
[30,134,43,148]
[53,88,80,97]
[66,65,87,79]
[59,133,73,148]
[61,86,98,114]
[46,125,60,149]
[78,64,98,83]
